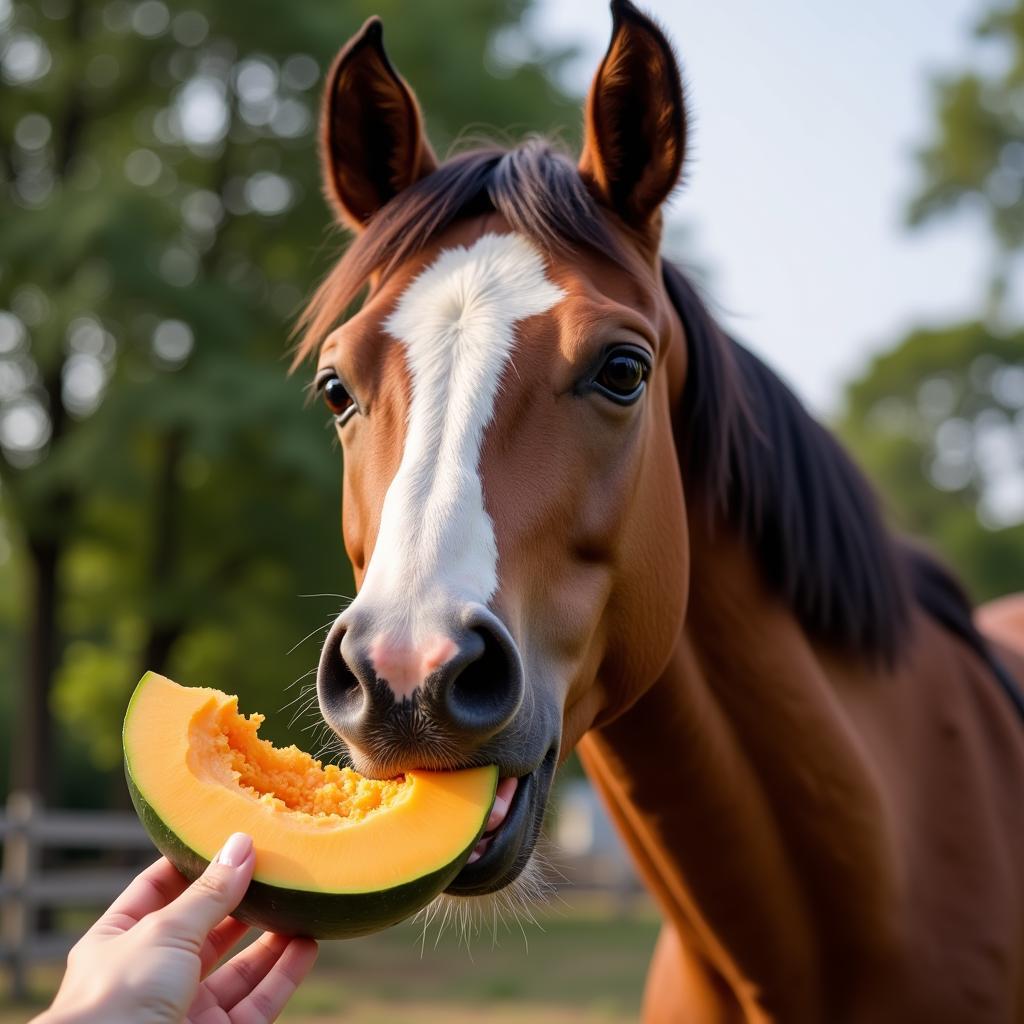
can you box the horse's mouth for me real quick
[444,746,558,896]
[466,774,520,865]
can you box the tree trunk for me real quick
[11,538,61,801]
[6,0,94,807]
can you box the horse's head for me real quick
[304,0,691,895]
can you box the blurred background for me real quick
[1,0,1022,1019]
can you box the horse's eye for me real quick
[593,348,650,404]
[320,374,356,424]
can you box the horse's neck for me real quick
[579,523,901,1020]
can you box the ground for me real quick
[1,894,658,1022]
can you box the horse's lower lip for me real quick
[445,747,557,896]
[448,772,534,891]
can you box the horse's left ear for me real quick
[320,17,437,230]
[579,0,687,232]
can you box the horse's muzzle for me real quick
[317,604,525,776]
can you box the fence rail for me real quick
[1,791,155,1001]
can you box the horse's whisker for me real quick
[410,844,556,956]
[278,680,317,714]
[285,617,336,656]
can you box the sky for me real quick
[531,0,1003,414]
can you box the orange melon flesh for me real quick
[124,672,497,896]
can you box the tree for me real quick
[0,0,577,803]
[907,0,1024,307]
[839,0,1024,605]
[839,322,1024,602]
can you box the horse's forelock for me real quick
[293,139,639,366]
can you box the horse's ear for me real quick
[320,17,437,230]
[579,0,687,231]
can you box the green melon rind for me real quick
[123,675,497,940]
[125,768,493,939]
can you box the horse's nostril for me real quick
[444,614,523,738]
[318,622,362,714]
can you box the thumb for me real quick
[158,833,255,943]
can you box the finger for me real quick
[156,833,255,945]
[200,916,251,975]
[198,932,291,1010]
[96,857,190,930]
[227,937,318,1024]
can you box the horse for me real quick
[298,4,1024,1020]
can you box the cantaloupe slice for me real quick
[123,672,497,938]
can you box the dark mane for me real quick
[664,265,920,661]
[299,138,988,668]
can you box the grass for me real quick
[1,893,659,1023]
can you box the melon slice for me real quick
[123,672,497,938]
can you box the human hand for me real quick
[36,832,318,1024]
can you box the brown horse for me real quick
[300,4,1024,1020]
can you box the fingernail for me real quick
[216,832,253,868]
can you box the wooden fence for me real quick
[0,791,156,1001]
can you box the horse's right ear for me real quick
[320,17,437,230]
[579,0,687,232]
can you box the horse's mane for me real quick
[663,263,987,665]
[297,138,983,668]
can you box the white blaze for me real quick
[353,232,565,638]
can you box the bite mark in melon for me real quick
[123,672,497,938]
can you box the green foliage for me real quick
[841,0,1024,605]
[838,321,1024,602]
[908,0,1024,257]
[0,0,576,801]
